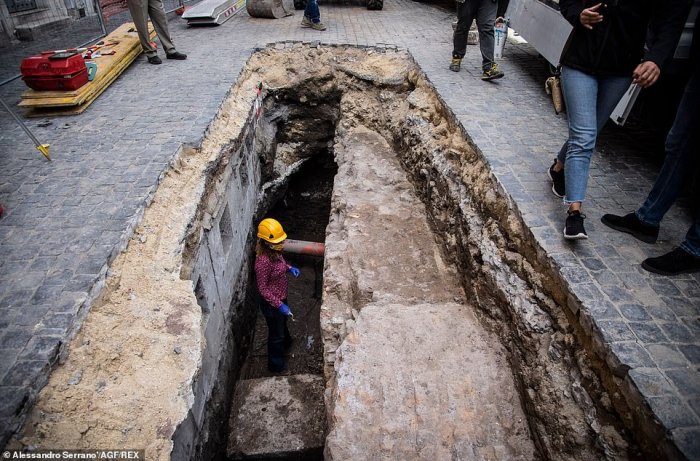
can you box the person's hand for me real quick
[580,3,604,30]
[279,303,292,316]
[288,266,300,277]
[633,61,660,88]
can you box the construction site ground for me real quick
[0,0,699,458]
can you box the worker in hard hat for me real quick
[254,218,301,374]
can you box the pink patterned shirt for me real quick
[255,253,289,308]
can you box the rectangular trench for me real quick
[14,44,663,461]
[178,44,647,461]
[10,44,666,460]
[174,44,660,459]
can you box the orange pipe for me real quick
[283,239,325,257]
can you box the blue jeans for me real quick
[304,0,320,23]
[559,66,632,204]
[260,298,291,372]
[636,66,700,257]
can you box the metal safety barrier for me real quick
[0,0,198,89]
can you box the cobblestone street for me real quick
[0,0,698,457]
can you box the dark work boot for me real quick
[601,212,659,244]
[147,55,162,64]
[481,63,504,81]
[642,247,700,275]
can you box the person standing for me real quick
[450,0,504,80]
[600,18,700,275]
[301,0,326,31]
[127,0,187,64]
[255,218,300,374]
[548,0,690,240]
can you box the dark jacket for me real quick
[691,12,700,72]
[559,0,691,76]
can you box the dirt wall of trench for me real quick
[8,52,269,460]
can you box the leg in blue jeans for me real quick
[636,67,700,257]
[304,0,320,23]
[555,92,626,164]
[681,212,700,258]
[560,66,631,204]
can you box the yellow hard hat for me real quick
[257,218,287,244]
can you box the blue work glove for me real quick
[288,266,300,277]
[279,303,292,316]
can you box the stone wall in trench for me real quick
[175,109,265,460]
[380,74,638,459]
[310,51,639,459]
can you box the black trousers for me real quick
[260,298,291,372]
[452,0,497,70]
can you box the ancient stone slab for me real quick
[326,303,535,460]
[227,374,325,459]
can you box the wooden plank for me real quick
[18,22,154,109]
[20,22,151,99]
[20,43,142,108]
[22,45,145,116]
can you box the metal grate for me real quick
[5,0,38,13]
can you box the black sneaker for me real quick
[642,247,700,275]
[601,212,659,243]
[564,210,588,240]
[147,55,162,65]
[166,51,187,60]
[548,159,565,198]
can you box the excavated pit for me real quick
[212,46,641,460]
[13,45,652,461]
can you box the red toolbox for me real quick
[20,51,89,91]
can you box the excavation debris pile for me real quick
[11,45,639,461]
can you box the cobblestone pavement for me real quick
[1,0,698,455]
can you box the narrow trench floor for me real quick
[229,156,332,460]
[243,157,333,379]
[244,260,324,379]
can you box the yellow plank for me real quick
[19,43,143,108]
[23,46,145,116]
[19,23,154,106]
[19,45,141,107]
[20,22,152,99]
